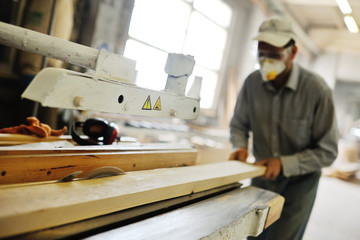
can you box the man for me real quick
[229,17,339,240]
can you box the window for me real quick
[124,0,233,110]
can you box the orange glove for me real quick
[0,117,67,138]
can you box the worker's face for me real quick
[257,42,297,81]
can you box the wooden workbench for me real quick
[0,161,284,239]
[0,138,284,239]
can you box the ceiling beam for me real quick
[281,0,360,7]
[308,28,360,53]
[280,0,337,6]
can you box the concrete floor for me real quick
[303,173,360,240]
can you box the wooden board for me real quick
[13,183,242,240]
[0,133,71,146]
[82,186,284,240]
[0,142,195,155]
[0,161,265,238]
[0,149,198,184]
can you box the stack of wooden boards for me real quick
[0,142,285,239]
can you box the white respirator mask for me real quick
[258,47,292,81]
[259,58,286,81]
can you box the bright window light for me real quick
[124,39,168,90]
[184,12,227,71]
[125,0,233,110]
[350,127,360,137]
[344,15,359,33]
[187,66,218,108]
[129,0,191,52]
[336,0,352,14]
[193,0,232,27]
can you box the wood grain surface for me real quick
[0,161,265,238]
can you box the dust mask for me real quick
[258,46,292,81]
[259,58,286,81]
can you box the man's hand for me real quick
[229,147,248,162]
[255,158,282,180]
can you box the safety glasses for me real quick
[257,46,292,61]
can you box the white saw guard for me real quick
[21,68,200,120]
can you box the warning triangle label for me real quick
[153,97,161,111]
[142,95,151,110]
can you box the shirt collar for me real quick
[285,63,299,91]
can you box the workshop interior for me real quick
[0,0,359,239]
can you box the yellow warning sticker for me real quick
[153,97,161,111]
[142,95,151,110]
